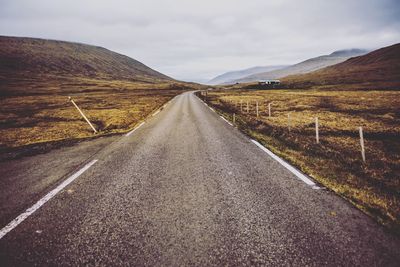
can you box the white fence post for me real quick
[256,101,259,118]
[69,97,98,133]
[268,103,271,118]
[315,117,319,144]
[359,127,366,163]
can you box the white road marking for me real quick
[152,110,160,117]
[126,122,145,137]
[162,97,176,109]
[251,140,321,188]
[0,159,98,240]
[196,94,321,189]
[220,116,233,126]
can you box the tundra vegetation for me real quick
[0,36,203,154]
[0,77,197,151]
[199,89,400,233]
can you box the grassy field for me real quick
[0,77,198,151]
[199,89,400,232]
[1,36,200,154]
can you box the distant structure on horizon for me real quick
[257,79,281,88]
[258,79,280,85]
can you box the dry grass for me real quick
[0,36,199,151]
[0,77,198,149]
[199,89,400,232]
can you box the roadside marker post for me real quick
[233,113,236,124]
[359,126,366,163]
[69,97,97,133]
[315,117,320,144]
[256,101,259,118]
[268,103,271,118]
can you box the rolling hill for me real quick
[234,49,368,83]
[282,43,400,89]
[207,65,287,85]
[0,36,172,85]
[0,36,200,151]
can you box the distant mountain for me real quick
[282,43,400,89]
[208,65,287,85]
[0,36,172,83]
[235,49,369,83]
[329,48,368,57]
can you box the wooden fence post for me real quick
[315,117,319,144]
[256,101,259,118]
[69,97,98,133]
[268,103,271,118]
[359,126,366,163]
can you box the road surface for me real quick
[0,92,399,266]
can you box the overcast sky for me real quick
[1,0,399,82]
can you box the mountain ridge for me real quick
[233,48,369,83]
[0,36,172,83]
[282,43,400,89]
[207,65,287,85]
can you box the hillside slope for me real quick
[282,43,400,89]
[235,49,368,83]
[208,65,287,85]
[0,36,172,84]
[0,36,199,150]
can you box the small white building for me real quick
[258,80,280,85]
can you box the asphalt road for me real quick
[0,92,399,266]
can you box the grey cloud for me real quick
[0,0,399,82]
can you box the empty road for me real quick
[0,92,399,266]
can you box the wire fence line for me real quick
[199,91,368,163]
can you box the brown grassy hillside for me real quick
[0,36,172,95]
[282,43,400,90]
[199,89,400,233]
[235,49,368,84]
[0,36,201,152]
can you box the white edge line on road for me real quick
[198,97,232,126]
[220,116,233,126]
[196,94,322,190]
[0,159,98,240]
[127,95,174,137]
[250,140,321,189]
[126,122,145,137]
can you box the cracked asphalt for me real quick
[0,92,399,266]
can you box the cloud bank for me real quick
[1,0,399,82]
